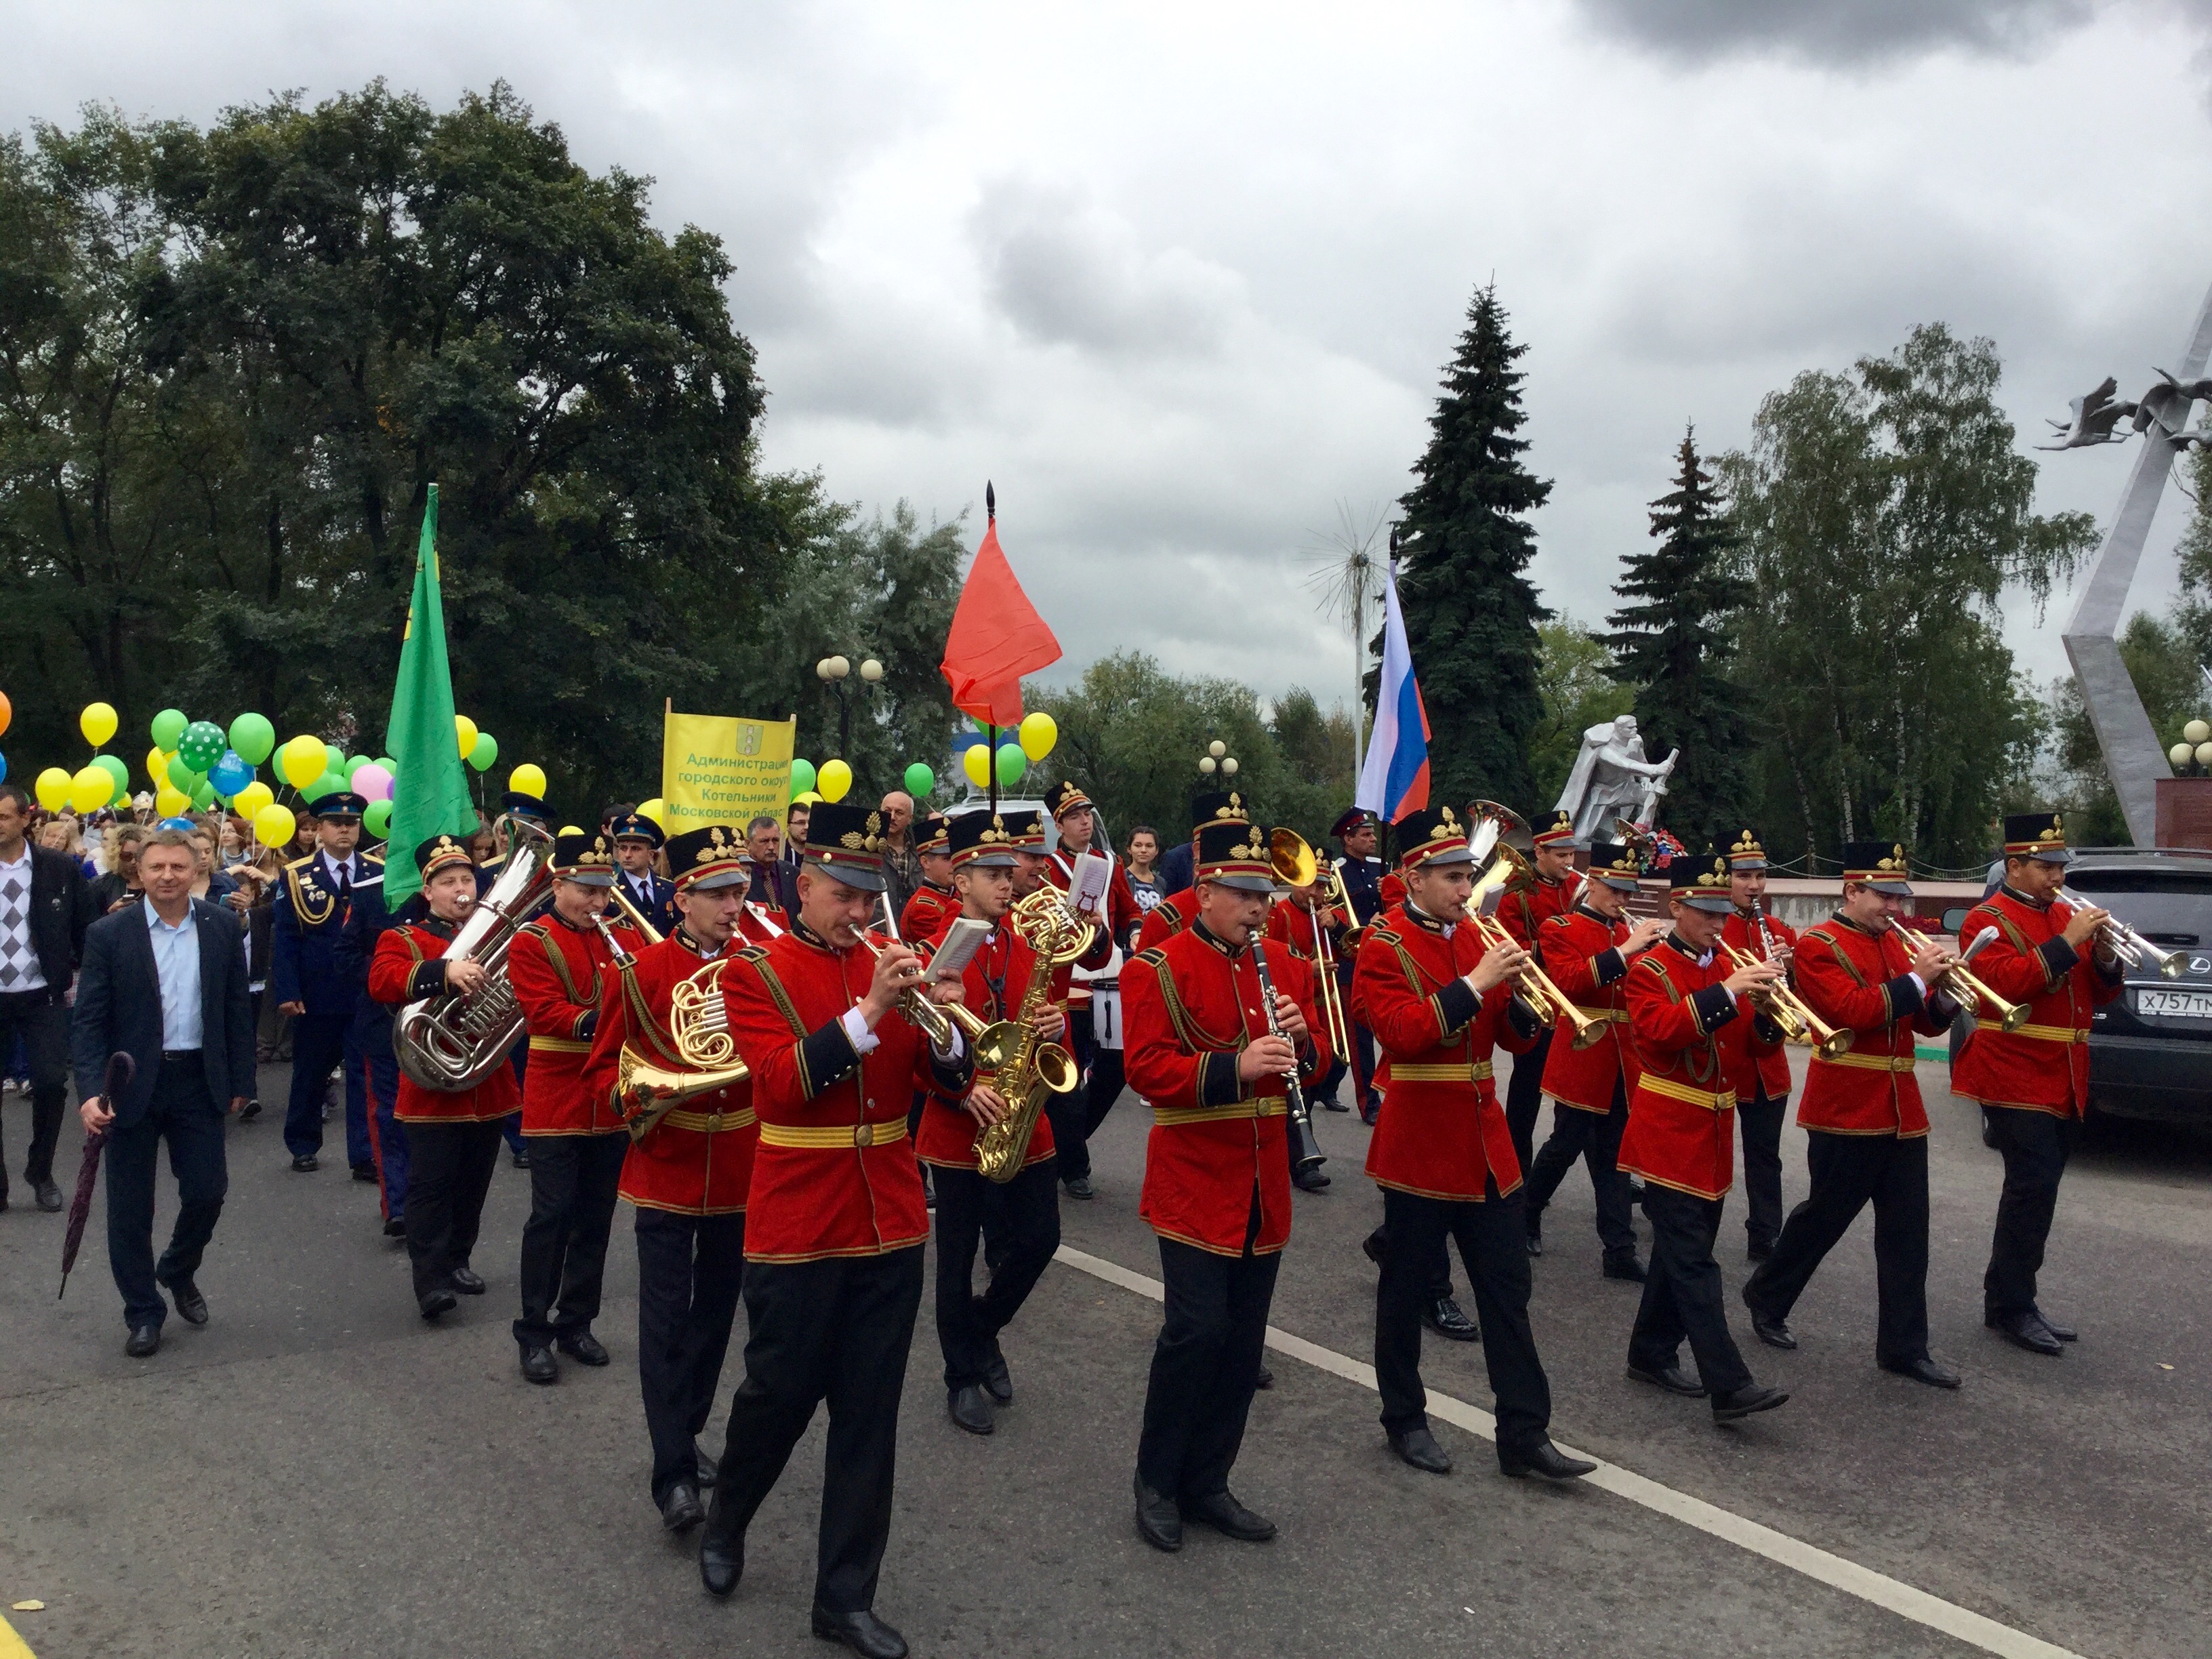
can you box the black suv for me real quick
[1944,848,2212,1128]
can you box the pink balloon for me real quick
[352,763,393,802]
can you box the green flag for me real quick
[383,483,479,905]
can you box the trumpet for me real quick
[2059,888,2186,979]
[1890,918,2030,1032]
[851,928,994,1052]
[1718,942,1853,1059]
[1463,806,1607,1049]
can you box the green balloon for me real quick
[994,743,1027,787]
[190,777,217,811]
[790,758,817,797]
[363,799,392,839]
[903,762,935,798]
[178,720,226,772]
[227,712,276,765]
[301,770,346,803]
[373,756,396,775]
[166,756,203,792]
[150,708,188,751]
[344,754,371,780]
[92,753,130,798]
[468,732,498,772]
[321,742,344,776]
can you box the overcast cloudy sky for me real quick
[7,1,2211,709]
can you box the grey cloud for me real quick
[1571,0,2099,66]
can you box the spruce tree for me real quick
[1393,285,1552,816]
[1601,428,1753,853]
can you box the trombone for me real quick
[1267,830,1353,1063]
[1889,918,2030,1033]
[1462,805,1607,1050]
[2058,888,2187,979]
[1717,941,1853,1059]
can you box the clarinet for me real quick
[1248,933,1326,1174]
[1754,896,1784,966]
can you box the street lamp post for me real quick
[815,653,884,758]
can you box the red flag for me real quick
[939,515,1061,726]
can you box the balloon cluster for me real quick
[960,712,1057,790]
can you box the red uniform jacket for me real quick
[1498,871,1583,952]
[1136,886,1195,954]
[1620,937,1779,1201]
[1380,871,1407,911]
[1267,896,1351,966]
[367,920,523,1125]
[1537,905,1640,1112]
[1046,847,1144,951]
[1950,886,2123,1117]
[1351,905,1540,1201]
[1122,923,1331,1257]
[723,923,974,1263]
[587,931,756,1216]
[916,922,1060,1170]
[512,912,638,1136]
[1719,907,1797,1102]
[1793,915,1952,1137]
[899,881,957,945]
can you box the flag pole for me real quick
[985,480,999,819]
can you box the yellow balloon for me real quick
[280,734,325,790]
[35,766,71,812]
[79,701,119,749]
[253,803,298,849]
[156,785,190,818]
[636,796,665,827]
[1018,711,1058,762]
[817,758,853,804]
[962,743,990,788]
[234,780,274,819]
[70,765,115,813]
[455,714,478,758]
[146,747,169,787]
[508,762,547,800]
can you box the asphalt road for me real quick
[1,1053,2207,1659]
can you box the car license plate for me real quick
[2135,987,2212,1019]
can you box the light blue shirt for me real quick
[143,897,203,1050]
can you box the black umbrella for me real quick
[58,1050,135,1300]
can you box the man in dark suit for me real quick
[608,811,676,935]
[0,782,96,1212]
[73,828,255,1357]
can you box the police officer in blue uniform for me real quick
[607,811,675,936]
[272,792,375,1176]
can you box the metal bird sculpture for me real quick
[2037,376,2136,449]
[2131,369,2212,441]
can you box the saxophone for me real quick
[972,901,1081,1183]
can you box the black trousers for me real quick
[1376,1184,1551,1455]
[1136,1191,1281,1501]
[709,1248,924,1617]
[1738,1090,1786,1250]
[402,1119,504,1303]
[104,1054,228,1330]
[932,1160,1060,1389]
[1502,1027,1553,1179]
[1523,1083,1635,1254]
[1630,1184,1753,1395]
[0,989,68,1191]
[513,1130,628,1345]
[1982,1107,2076,1319]
[636,1207,747,1503]
[1744,1131,1930,1365]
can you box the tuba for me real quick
[394,819,556,1090]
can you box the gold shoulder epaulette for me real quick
[285,853,315,870]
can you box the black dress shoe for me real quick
[1292,1168,1331,1191]
[449,1267,486,1295]
[520,1344,558,1385]
[1322,1096,1351,1112]
[659,1481,705,1533]
[1389,1425,1452,1473]
[1626,1362,1706,1397]
[33,1178,62,1212]
[124,1322,161,1357]
[983,1340,1012,1404]
[948,1384,995,1435]
[1602,1250,1647,1282]
[1525,1225,1542,1257]
[238,1098,262,1122]
[1360,1228,1386,1267]
[699,1520,743,1595]
[419,1289,457,1320]
[162,1275,209,1326]
[1422,1295,1480,1343]
[1986,1310,2062,1356]
[1062,1174,1096,1200]
[2032,1307,2078,1342]
[1881,1355,1961,1389]
[695,1440,719,1488]
[511,1147,531,1168]
[1748,1310,1796,1350]
[290,1153,319,1172]
[810,1605,909,1659]
[1501,1439,1596,1480]
[1254,1362,1273,1389]
[1133,1474,1183,1552]
[1181,1488,1276,1542]
[1711,1383,1789,1421]
[557,1331,611,1366]
[382,1216,407,1238]
[1746,1237,1774,1262]
[350,1163,378,1183]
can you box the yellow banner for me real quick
[661,710,796,837]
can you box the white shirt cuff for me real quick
[1908,971,1927,997]
[840,1006,880,1055]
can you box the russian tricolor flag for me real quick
[1355,560,1430,821]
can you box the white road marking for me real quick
[1053,1244,2084,1659]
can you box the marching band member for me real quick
[1122,818,1331,1553]
[1496,810,1582,1179]
[897,813,956,940]
[1950,813,2123,1356]
[1619,852,1790,1420]
[1329,808,1386,1123]
[701,802,974,1659]
[1266,876,1344,1194]
[509,829,634,1386]
[367,834,522,1321]
[585,825,759,1532]
[1136,790,1248,953]
[1351,805,1593,1481]
[918,811,1065,1435]
[1042,778,1143,1200]
[1521,840,1668,1276]
[1008,806,1115,1200]
[1741,842,1963,1388]
[610,810,677,937]
[1717,828,1794,1261]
